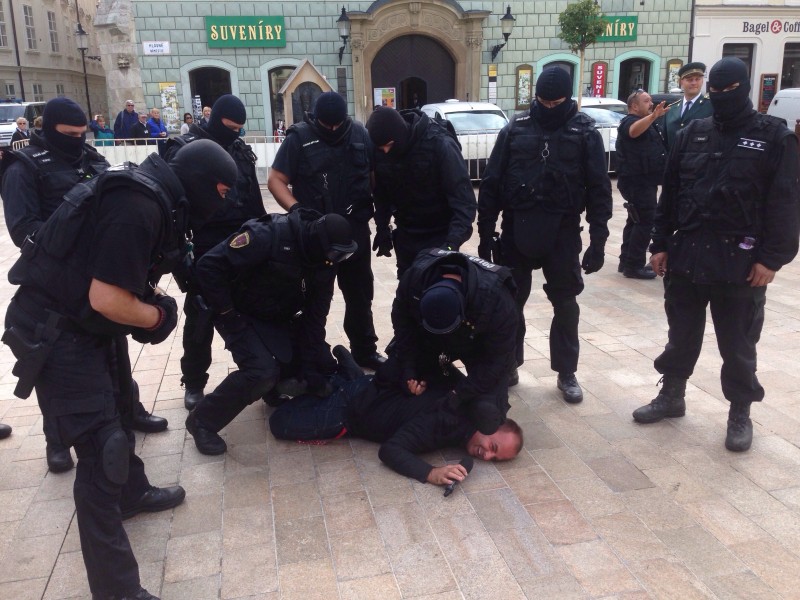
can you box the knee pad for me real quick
[100,426,130,486]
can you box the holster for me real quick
[623,202,641,224]
[192,295,213,343]
[2,311,62,399]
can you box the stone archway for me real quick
[348,0,489,122]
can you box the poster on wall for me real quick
[516,65,533,110]
[759,73,778,114]
[159,83,180,133]
[192,95,203,121]
[488,64,497,104]
[666,59,683,93]
[373,88,396,109]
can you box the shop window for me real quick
[515,64,533,110]
[781,43,800,89]
[269,65,294,139]
[722,44,754,80]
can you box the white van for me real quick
[766,88,800,129]
[0,102,45,149]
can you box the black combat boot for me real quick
[725,402,753,452]
[632,376,686,423]
[184,388,204,411]
[557,373,583,404]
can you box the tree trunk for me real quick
[577,48,585,109]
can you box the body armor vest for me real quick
[500,112,595,215]
[615,116,666,180]
[286,120,373,222]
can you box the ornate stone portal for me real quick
[94,0,145,115]
[348,0,489,122]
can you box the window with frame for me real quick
[32,83,43,101]
[56,84,65,96]
[23,5,36,51]
[47,11,59,53]
[5,83,15,99]
[0,5,8,47]
[722,43,754,79]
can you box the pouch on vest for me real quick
[513,205,562,258]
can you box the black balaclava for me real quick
[301,213,358,265]
[532,67,577,131]
[168,139,238,230]
[41,97,87,161]
[207,95,247,148]
[366,107,411,153]
[419,279,465,334]
[312,91,350,145]
[708,57,753,124]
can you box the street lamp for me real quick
[491,6,516,61]
[337,6,350,65]
[75,21,92,118]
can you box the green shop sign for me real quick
[598,16,638,42]
[205,16,286,48]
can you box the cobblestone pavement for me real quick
[1,182,800,600]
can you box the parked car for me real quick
[420,100,508,180]
[579,97,628,172]
[0,102,45,149]
[767,88,800,130]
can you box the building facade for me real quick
[121,0,692,134]
[694,0,800,112]
[0,0,106,116]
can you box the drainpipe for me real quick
[7,0,25,100]
[688,0,696,62]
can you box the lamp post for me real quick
[337,6,350,65]
[75,21,91,117]
[491,6,516,61]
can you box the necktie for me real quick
[682,100,692,117]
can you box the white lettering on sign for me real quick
[143,41,171,55]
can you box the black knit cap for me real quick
[366,107,410,147]
[42,97,87,133]
[419,279,465,335]
[210,94,247,125]
[535,67,573,101]
[314,91,347,126]
[708,57,750,92]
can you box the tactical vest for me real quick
[500,111,595,215]
[5,141,109,221]
[286,121,373,222]
[615,115,666,179]
[673,114,789,235]
[8,160,188,334]
[230,212,317,322]
[373,114,458,231]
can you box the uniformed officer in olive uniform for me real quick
[3,139,238,600]
[1,98,168,474]
[636,57,800,452]
[268,91,385,371]
[478,67,612,404]
[163,94,267,411]
[661,62,713,149]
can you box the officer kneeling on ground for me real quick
[3,139,238,600]
[380,249,520,435]
[185,209,357,456]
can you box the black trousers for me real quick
[501,228,584,374]
[193,323,281,432]
[618,176,658,271]
[336,220,378,358]
[179,292,214,392]
[654,273,766,404]
[6,300,150,598]
[393,227,448,279]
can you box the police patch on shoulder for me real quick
[737,138,766,151]
[229,232,250,248]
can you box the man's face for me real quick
[631,92,653,117]
[536,96,567,109]
[55,124,87,137]
[221,117,244,134]
[466,429,520,462]
[681,74,704,98]
[125,102,135,113]
[17,119,27,130]
[139,114,148,123]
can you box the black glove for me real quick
[440,242,459,252]
[477,235,493,261]
[131,294,178,345]
[581,241,605,275]
[372,227,393,257]
[214,309,248,334]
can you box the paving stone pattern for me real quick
[1,183,799,599]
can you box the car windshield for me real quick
[0,105,25,123]
[581,107,626,126]
[444,110,507,133]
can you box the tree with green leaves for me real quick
[558,0,606,109]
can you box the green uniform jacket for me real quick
[661,94,713,149]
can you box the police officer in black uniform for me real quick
[163,94,266,411]
[365,106,476,277]
[185,209,357,455]
[382,249,519,434]
[1,98,168,475]
[3,138,238,600]
[635,58,800,452]
[268,91,385,370]
[616,89,669,279]
[477,67,613,403]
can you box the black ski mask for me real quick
[708,57,753,124]
[300,213,358,265]
[168,139,238,230]
[366,107,411,154]
[533,67,577,131]
[207,95,247,148]
[532,99,578,131]
[41,97,87,161]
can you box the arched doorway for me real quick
[189,67,232,108]
[618,59,652,101]
[371,35,455,109]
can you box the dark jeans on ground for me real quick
[180,292,214,392]
[336,220,379,358]
[618,176,658,271]
[654,273,766,404]
[501,228,584,374]
[393,228,448,279]
[6,300,150,598]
